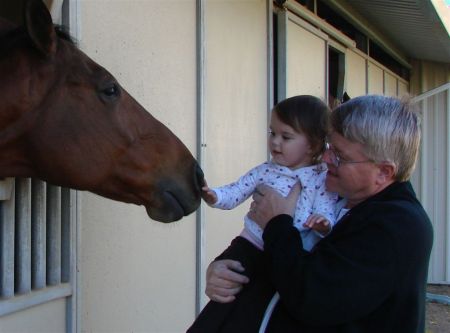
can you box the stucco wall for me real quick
[76,0,268,332]
[77,1,198,332]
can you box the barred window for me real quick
[0,178,73,316]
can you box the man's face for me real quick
[323,132,382,208]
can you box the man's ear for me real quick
[376,162,396,184]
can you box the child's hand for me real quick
[303,214,331,236]
[201,181,217,205]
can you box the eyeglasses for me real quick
[324,142,374,168]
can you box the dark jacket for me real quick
[188,181,433,333]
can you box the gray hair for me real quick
[331,95,420,181]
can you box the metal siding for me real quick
[413,84,450,284]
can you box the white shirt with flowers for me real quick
[211,161,338,251]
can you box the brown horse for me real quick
[0,0,203,222]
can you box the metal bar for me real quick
[446,88,450,282]
[0,283,72,317]
[63,1,80,331]
[46,185,61,286]
[195,0,206,316]
[267,0,274,159]
[31,179,47,290]
[277,9,288,101]
[412,83,450,103]
[0,178,14,201]
[15,178,32,295]
[61,187,71,283]
[0,181,15,299]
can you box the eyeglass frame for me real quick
[324,141,375,168]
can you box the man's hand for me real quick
[205,260,249,303]
[248,182,301,230]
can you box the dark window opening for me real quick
[316,0,409,81]
[316,1,367,53]
[294,0,315,12]
[369,41,409,80]
[328,48,345,108]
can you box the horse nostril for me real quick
[195,163,205,191]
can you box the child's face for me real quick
[268,112,313,169]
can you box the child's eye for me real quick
[282,135,292,140]
[268,130,275,136]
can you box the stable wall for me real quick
[77,1,198,332]
[77,0,268,332]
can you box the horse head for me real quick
[0,0,204,222]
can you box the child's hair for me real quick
[273,95,330,164]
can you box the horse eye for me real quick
[102,83,120,98]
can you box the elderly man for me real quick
[188,95,433,333]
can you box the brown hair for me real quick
[273,95,330,164]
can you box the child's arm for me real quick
[303,213,331,236]
[201,180,218,205]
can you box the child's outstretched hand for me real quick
[303,213,331,236]
[201,180,218,205]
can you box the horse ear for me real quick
[24,0,57,57]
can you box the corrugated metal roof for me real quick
[325,0,450,63]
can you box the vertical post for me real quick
[267,0,274,159]
[277,9,287,102]
[195,0,206,316]
[31,179,47,290]
[15,178,32,294]
[46,184,61,286]
[0,180,15,299]
[446,87,450,282]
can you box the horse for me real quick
[0,0,204,222]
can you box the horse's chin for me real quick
[145,191,191,223]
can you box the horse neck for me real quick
[0,103,35,177]
[0,59,41,179]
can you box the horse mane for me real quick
[54,24,76,45]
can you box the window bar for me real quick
[0,183,16,299]
[31,179,47,290]
[61,187,71,283]
[46,185,61,286]
[15,178,32,295]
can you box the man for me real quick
[197,95,433,333]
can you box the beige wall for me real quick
[78,1,198,332]
[76,0,268,331]
[410,59,450,95]
[345,49,367,97]
[0,299,66,333]
[202,0,268,307]
[285,15,327,99]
